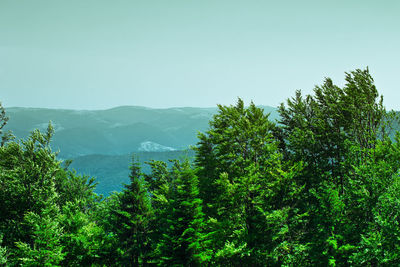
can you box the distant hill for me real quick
[4,105,280,158]
[3,105,280,195]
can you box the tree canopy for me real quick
[1,68,400,265]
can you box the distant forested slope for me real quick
[4,105,279,159]
[70,150,195,195]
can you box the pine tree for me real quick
[114,155,152,266]
[156,161,209,266]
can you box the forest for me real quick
[1,68,400,266]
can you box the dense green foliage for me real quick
[1,68,400,265]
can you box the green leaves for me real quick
[0,124,106,266]
[350,169,400,265]
[277,68,400,265]
[15,202,66,266]
[194,99,304,265]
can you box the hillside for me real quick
[4,105,279,159]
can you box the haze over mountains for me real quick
[5,106,210,157]
[4,105,280,194]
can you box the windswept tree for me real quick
[278,68,392,191]
[277,68,399,265]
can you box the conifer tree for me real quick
[156,161,209,266]
[114,155,152,266]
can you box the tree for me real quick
[0,124,61,248]
[277,68,397,265]
[0,102,12,146]
[278,68,391,191]
[195,99,304,265]
[0,123,104,265]
[113,155,152,266]
[15,193,66,266]
[58,200,105,266]
[0,102,7,141]
[196,99,276,215]
[350,172,400,265]
[155,160,209,266]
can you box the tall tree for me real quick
[0,123,104,265]
[278,68,391,191]
[114,155,152,266]
[155,160,209,266]
[277,68,396,265]
[195,99,303,265]
[196,99,276,215]
[0,124,60,248]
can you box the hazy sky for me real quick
[0,0,399,110]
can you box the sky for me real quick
[0,0,399,110]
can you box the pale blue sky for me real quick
[0,0,399,109]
